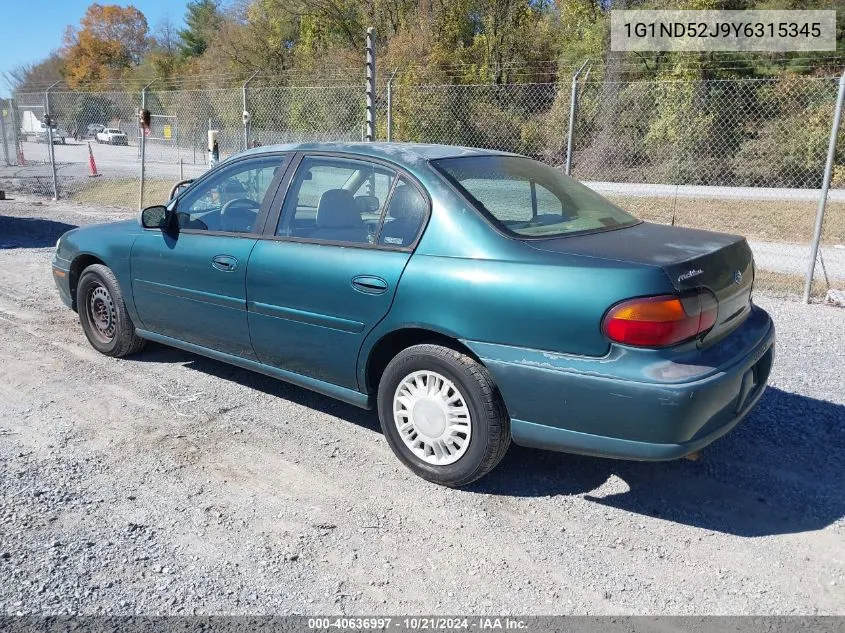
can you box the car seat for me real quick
[310,189,368,242]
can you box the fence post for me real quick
[0,102,9,166]
[243,71,258,150]
[139,78,158,211]
[45,81,60,199]
[804,69,845,303]
[386,68,398,142]
[9,99,22,165]
[565,60,589,176]
[365,27,376,142]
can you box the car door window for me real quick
[277,156,396,244]
[377,176,428,247]
[176,156,286,233]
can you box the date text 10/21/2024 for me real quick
[306,618,529,630]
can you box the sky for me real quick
[0,0,190,97]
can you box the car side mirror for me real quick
[140,205,171,230]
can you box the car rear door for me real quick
[130,153,291,358]
[246,153,429,390]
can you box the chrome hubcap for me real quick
[393,370,471,466]
[89,285,116,341]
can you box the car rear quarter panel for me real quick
[356,173,677,389]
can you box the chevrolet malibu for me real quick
[52,143,774,486]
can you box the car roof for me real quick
[232,142,519,167]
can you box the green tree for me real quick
[180,0,222,58]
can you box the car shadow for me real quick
[0,215,77,249]
[133,343,380,432]
[132,342,844,538]
[471,386,845,537]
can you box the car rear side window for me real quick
[433,155,638,238]
[377,177,427,248]
[276,156,397,245]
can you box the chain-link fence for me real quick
[567,75,844,299]
[1,72,842,298]
[0,85,366,208]
[391,74,844,298]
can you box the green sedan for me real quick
[52,143,774,486]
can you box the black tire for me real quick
[377,344,510,487]
[77,264,146,358]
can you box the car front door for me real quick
[131,153,291,358]
[246,154,429,390]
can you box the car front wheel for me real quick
[377,344,510,487]
[77,264,146,358]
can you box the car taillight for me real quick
[602,290,718,348]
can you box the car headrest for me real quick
[316,189,361,228]
[388,185,426,221]
[221,179,247,194]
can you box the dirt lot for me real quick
[0,198,843,615]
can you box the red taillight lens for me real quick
[602,291,718,348]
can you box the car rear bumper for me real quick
[463,304,775,461]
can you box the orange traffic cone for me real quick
[87,142,100,177]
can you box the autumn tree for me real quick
[62,4,149,88]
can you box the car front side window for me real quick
[175,156,286,233]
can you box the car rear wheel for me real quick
[77,264,146,358]
[377,344,510,487]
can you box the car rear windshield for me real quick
[433,155,639,238]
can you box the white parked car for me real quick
[35,126,67,144]
[95,128,128,145]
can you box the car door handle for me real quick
[211,255,239,272]
[351,275,388,295]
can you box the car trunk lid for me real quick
[524,222,754,344]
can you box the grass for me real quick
[607,195,845,245]
[753,269,835,299]
[68,178,174,208]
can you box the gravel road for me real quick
[748,240,845,280]
[1,197,843,616]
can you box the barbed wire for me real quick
[11,52,845,93]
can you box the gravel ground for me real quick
[0,197,843,616]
